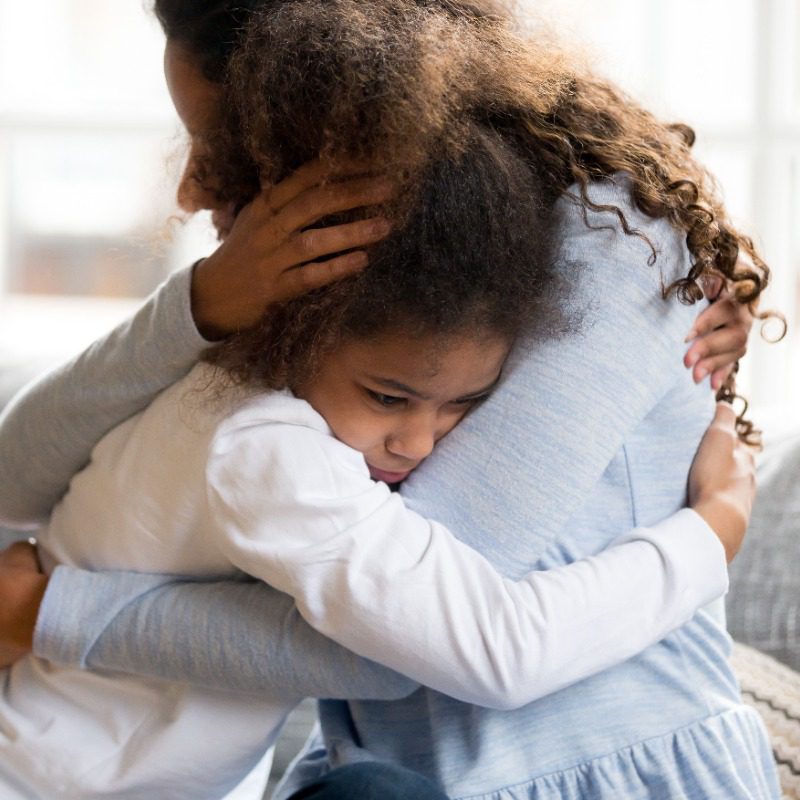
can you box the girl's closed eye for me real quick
[366,389,405,407]
[453,391,492,407]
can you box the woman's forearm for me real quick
[34,567,417,702]
[0,267,208,527]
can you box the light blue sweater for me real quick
[0,179,779,798]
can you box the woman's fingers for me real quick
[261,157,376,214]
[261,160,335,213]
[273,216,390,271]
[0,541,40,572]
[278,252,370,300]
[190,163,393,337]
[272,176,394,237]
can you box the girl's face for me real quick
[296,332,510,484]
[163,40,236,237]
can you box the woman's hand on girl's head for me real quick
[190,160,394,341]
[688,402,757,563]
[0,541,47,667]
[683,280,754,391]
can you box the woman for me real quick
[0,1,770,799]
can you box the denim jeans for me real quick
[287,763,449,799]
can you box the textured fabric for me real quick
[277,179,780,799]
[287,763,449,800]
[731,642,800,799]
[10,180,778,798]
[727,431,800,672]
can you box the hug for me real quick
[0,1,780,798]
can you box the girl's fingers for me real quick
[692,349,747,384]
[686,297,749,341]
[272,217,391,271]
[684,326,748,370]
[692,350,745,384]
[711,400,737,429]
[277,251,369,300]
[710,365,735,391]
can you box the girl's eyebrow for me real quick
[365,374,502,402]
[366,376,429,400]
[456,375,501,402]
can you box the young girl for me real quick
[0,88,750,800]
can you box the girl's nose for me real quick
[386,421,436,463]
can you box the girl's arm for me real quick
[197,399,743,710]
[20,506,727,707]
[12,404,741,708]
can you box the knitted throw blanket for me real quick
[731,642,800,799]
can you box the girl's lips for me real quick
[368,465,413,485]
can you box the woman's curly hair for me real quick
[175,0,779,439]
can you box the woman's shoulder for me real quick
[553,173,692,289]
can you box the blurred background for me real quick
[0,0,797,429]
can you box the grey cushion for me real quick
[727,430,800,672]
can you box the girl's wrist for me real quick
[691,495,748,563]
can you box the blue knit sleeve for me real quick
[35,567,419,701]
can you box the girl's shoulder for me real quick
[202,366,373,498]
[170,361,327,434]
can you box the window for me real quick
[531,0,800,429]
[0,0,214,359]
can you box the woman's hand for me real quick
[191,160,393,340]
[684,280,753,392]
[0,541,47,667]
[688,402,757,562]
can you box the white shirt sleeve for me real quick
[209,403,727,711]
[0,266,210,528]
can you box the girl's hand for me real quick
[688,402,757,562]
[0,541,46,667]
[191,160,393,340]
[684,282,753,392]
